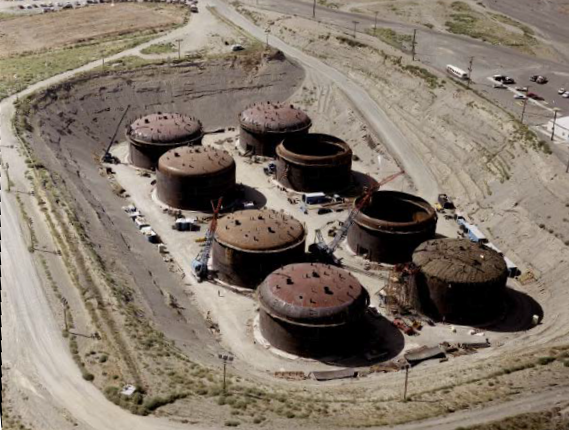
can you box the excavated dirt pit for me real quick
[22,52,306,367]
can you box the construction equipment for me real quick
[101,104,131,164]
[191,197,223,282]
[309,170,405,265]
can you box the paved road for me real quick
[1,1,567,428]
[251,0,569,124]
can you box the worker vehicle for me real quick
[530,75,548,84]
[191,198,223,281]
[515,86,528,92]
[558,88,566,95]
[447,65,469,80]
[562,92,569,99]
[437,194,455,210]
[493,83,507,89]
[231,44,245,52]
[493,74,506,82]
[190,5,198,12]
[502,77,515,84]
[514,94,527,100]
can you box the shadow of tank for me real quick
[275,133,352,193]
[347,190,437,264]
[126,113,203,170]
[157,146,236,211]
[412,239,509,325]
[238,102,311,157]
[258,263,375,358]
[212,209,306,288]
[472,286,543,332]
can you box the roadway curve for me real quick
[1,1,567,429]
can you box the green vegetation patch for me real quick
[457,408,569,430]
[403,64,444,89]
[0,32,157,100]
[445,1,537,54]
[365,27,413,51]
[140,42,177,55]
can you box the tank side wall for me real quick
[276,158,352,192]
[347,221,437,264]
[212,239,306,288]
[239,128,309,157]
[259,310,365,357]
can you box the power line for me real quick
[467,56,474,88]
[411,29,417,61]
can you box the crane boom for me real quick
[102,104,131,163]
[310,170,405,264]
[191,197,223,281]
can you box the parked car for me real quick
[515,86,528,92]
[493,83,507,89]
[527,92,544,101]
[493,75,506,82]
[563,92,569,99]
[231,44,244,52]
[502,77,515,84]
[514,94,527,100]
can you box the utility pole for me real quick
[218,353,234,393]
[520,86,530,123]
[312,0,316,19]
[374,11,378,35]
[551,108,560,141]
[411,29,417,61]
[403,364,410,401]
[102,57,105,72]
[61,297,69,332]
[175,38,183,60]
[467,56,474,88]
[352,20,359,38]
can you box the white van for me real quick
[446,64,468,80]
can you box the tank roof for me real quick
[277,133,352,164]
[355,190,437,231]
[258,263,369,325]
[216,209,305,251]
[127,113,203,145]
[412,239,508,284]
[158,146,235,176]
[239,102,312,134]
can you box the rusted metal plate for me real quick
[127,113,203,145]
[258,263,369,326]
[215,209,305,251]
[311,368,358,381]
[239,102,312,134]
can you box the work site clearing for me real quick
[1,1,568,430]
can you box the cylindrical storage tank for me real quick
[275,133,352,192]
[412,239,508,323]
[126,113,203,170]
[347,190,437,264]
[213,209,306,288]
[258,263,370,357]
[239,102,312,157]
[156,146,236,210]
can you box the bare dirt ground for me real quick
[0,3,186,58]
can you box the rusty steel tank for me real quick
[347,190,437,264]
[412,239,508,323]
[212,209,306,288]
[156,146,236,210]
[275,133,353,192]
[238,102,312,157]
[126,113,203,169]
[258,263,370,357]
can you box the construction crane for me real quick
[101,104,131,164]
[191,197,223,282]
[309,170,405,265]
